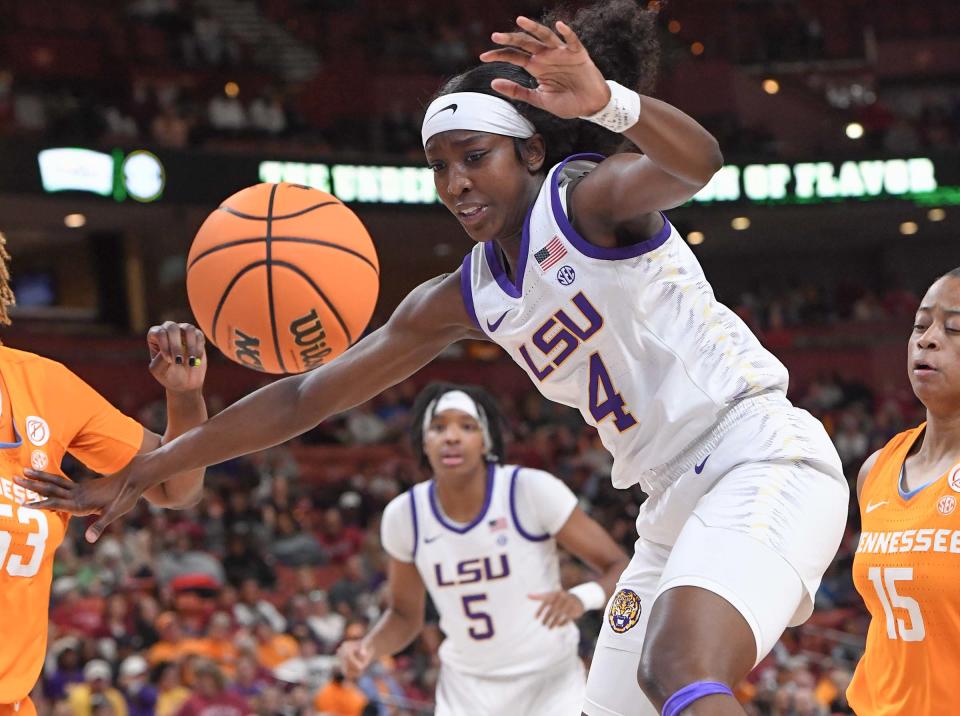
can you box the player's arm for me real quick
[857,449,882,503]
[28,271,480,541]
[139,322,209,508]
[531,507,629,628]
[337,558,426,678]
[481,16,721,225]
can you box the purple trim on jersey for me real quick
[483,204,534,299]
[409,490,419,560]
[509,467,550,542]
[459,254,482,331]
[550,153,673,260]
[429,462,495,534]
[662,681,733,716]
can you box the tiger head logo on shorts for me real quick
[608,588,642,634]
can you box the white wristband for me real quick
[579,80,641,133]
[568,581,607,612]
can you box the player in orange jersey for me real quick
[0,233,209,716]
[847,267,960,714]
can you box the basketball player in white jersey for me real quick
[25,2,849,714]
[337,383,628,715]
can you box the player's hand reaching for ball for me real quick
[148,321,207,393]
[480,16,611,119]
[529,589,586,629]
[337,640,374,679]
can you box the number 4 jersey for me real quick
[380,463,580,678]
[849,424,960,715]
[460,155,788,495]
[0,347,143,705]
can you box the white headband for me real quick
[423,390,493,453]
[421,92,535,147]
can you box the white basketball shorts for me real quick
[583,394,849,716]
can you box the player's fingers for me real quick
[16,477,72,500]
[180,324,202,365]
[554,20,584,51]
[489,79,544,109]
[146,325,166,359]
[163,321,186,364]
[150,324,173,363]
[86,496,129,542]
[20,469,74,490]
[479,48,531,69]
[149,352,165,373]
[489,30,545,55]
[24,497,67,511]
[515,15,563,47]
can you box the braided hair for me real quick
[0,233,16,331]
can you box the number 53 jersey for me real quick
[849,424,960,715]
[0,347,143,704]
[460,155,789,496]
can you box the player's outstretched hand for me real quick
[16,458,149,542]
[479,16,610,119]
[529,589,586,629]
[337,640,373,679]
[148,321,207,393]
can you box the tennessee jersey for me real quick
[0,346,142,704]
[848,425,960,714]
[461,155,788,495]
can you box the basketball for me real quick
[186,182,380,374]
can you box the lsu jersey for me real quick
[0,347,142,704]
[460,155,788,494]
[402,464,578,677]
[848,425,960,715]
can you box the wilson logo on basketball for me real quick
[233,329,264,371]
[290,309,332,369]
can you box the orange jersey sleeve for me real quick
[0,347,144,704]
[42,359,143,474]
[848,424,960,715]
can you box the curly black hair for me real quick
[429,0,661,168]
[409,382,507,470]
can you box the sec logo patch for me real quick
[938,495,956,516]
[31,450,48,471]
[25,416,50,447]
[608,588,642,634]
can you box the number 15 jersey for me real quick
[460,155,788,495]
[848,425,960,715]
[0,347,143,704]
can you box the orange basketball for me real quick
[186,183,379,374]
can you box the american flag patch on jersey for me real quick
[534,236,567,271]
[488,517,508,532]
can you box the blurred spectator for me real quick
[67,660,128,716]
[312,671,368,716]
[119,655,157,716]
[174,661,249,716]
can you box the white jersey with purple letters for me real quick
[380,463,579,678]
[460,155,789,494]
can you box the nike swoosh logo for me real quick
[694,455,710,474]
[486,311,509,332]
[865,501,888,514]
[424,534,442,544]
[426,103,458,123]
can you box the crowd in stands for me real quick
[732,279,921,337]
[2,0,959,158]
[31,336,924,715]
